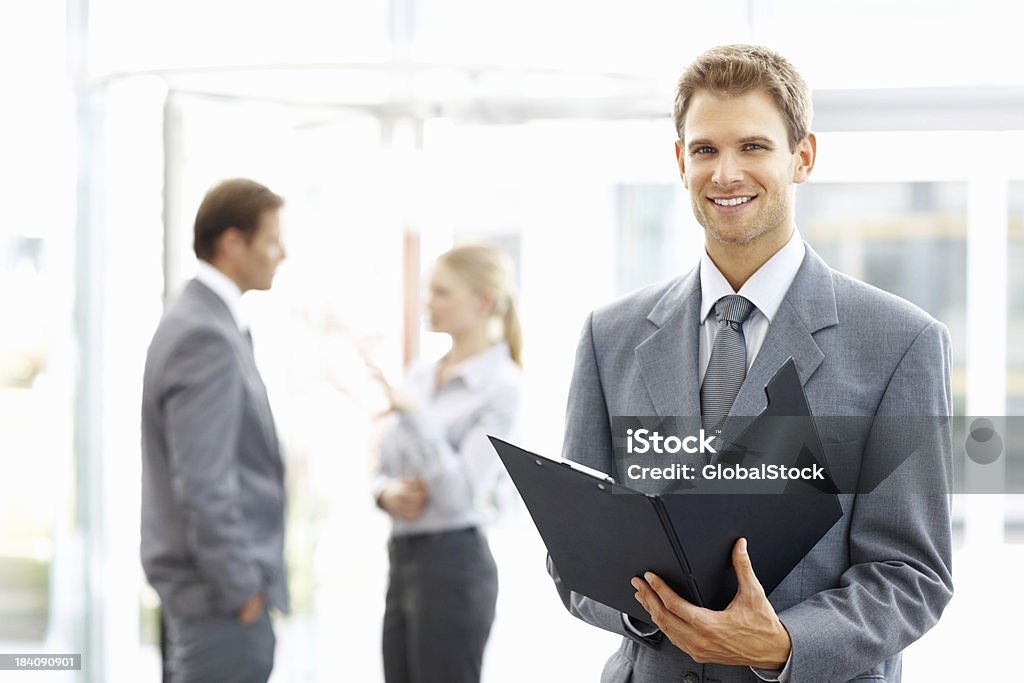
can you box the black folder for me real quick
[489,359,843,621]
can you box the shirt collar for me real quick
[195,260,248,332]
[699,229,806,325]
[442,343,512,390]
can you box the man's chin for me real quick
[702,219,778,247]
[705,226,761,246]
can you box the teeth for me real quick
[713,196,753,207]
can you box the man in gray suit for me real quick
[551,46,953,682]
[142,178,289,683]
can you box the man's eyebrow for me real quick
[687,135,776,150]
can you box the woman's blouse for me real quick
[373,343,522,536]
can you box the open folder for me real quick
[488,359,842,622]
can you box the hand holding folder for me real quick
[488,359,842,624]
[630,538,792,670]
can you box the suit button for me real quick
[683,673,699,683]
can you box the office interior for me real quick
[1,1,1023,680]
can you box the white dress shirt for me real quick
[627,230,806,682]
[373,343,523,536]
[699,229,805,383]
[195,260,248,332]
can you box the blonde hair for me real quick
[673,44,812,152]
[437,243,523,367]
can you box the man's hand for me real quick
[631,538,791,669]
[378,476,429,521]
[238,592,265,625]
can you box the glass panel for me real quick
[0,2,79,679]
[614,183,686,296]
[1008,181,1024,416]
[1005,182,1024,542]
[797,181,967,410]
[0,235,60,643]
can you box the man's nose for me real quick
[712,152,744,187]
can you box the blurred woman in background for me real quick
[372,243,523,683]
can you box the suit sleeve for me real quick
[779,320,954,681]
[163,329,263,613]
[547,313,660,647]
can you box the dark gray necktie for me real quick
[701,295,756,435]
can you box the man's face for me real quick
[235,208,286,292]
[676,87,814,247]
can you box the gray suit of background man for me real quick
[141,178,288,683]
[550,46,952,682]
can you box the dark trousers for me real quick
[164,609,275,683]
[383,527,499,683]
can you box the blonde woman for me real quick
[372,243,523,683]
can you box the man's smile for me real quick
[707,194,757,212]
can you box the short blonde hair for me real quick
[673,45,812,152]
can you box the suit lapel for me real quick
[727,244,838,421]
[636,269,702,418]
[188,279,283,472]
[238,338,284,470]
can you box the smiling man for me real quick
[549,46,953,682]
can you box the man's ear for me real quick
[792,132,816,185]
[675,139,689,189]
[212,226,244,263]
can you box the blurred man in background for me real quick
[141,178,288,683]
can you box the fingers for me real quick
[407,494,428,515]
[397,497,427,520]
[403,478,429,502]
[395,479,429,520]
[382,479,430,520]
[364,363,400,410]
[404,476,427,491]
[632,574,704,651]
[631,575,664,620]
[238,593,264,625]
[367,363,388,386]
[642,572,700,621]
[732,538,766,599]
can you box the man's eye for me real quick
[693,146,714,155]
[743,143,765,151]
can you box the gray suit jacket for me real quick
[552,245,953,683]
[141,279,288,619]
